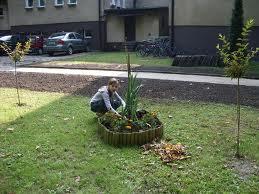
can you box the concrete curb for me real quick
[20,64,259,80]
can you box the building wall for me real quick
[174,0,259,26]
[106,15,124,42]
[0,3,9,31]
[106,13,160,43]
[137,0,171,26]
[173,0,259,54]
[243,0,259,26]
[136,14,159,41]
[8,0,99,27]
[136,0,169,8]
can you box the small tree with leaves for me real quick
[216,19,259,158]
[0,40,31,106]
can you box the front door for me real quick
[159,10,169,36]
[124,16,135,41]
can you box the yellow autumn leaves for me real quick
[0,40,31,63]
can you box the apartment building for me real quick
[1,0,259,53]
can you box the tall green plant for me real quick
[0,40,31,106]
[122,53,142,121]
[230,0,244,52]
[216,19,259,158]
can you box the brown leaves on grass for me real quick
[142,141,190,163]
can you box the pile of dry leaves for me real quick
[142,141,191,163]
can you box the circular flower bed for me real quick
[98,110,163,146]
[97,56,164,146]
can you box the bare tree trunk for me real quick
[14,61,21,106]
[235,78,241,158]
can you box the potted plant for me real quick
[98,53,163,146]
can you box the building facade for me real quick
[103,0,170,50]
[1,0,259,53]
[173,0,259,54]
[0,0,9,34]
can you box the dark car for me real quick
[29,35,44,55]
[43,32,90,56]
[0,34,29,55]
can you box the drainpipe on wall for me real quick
[171,0,174,48]
[133,0,137,8]
[6,0,11,34]
[98,0,103,50]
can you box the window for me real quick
[67,0,77,5]
[110,0,121,8]
[0,8,3,16]
[0,0,7,6]
[68,33,76,39]
[37,0,45,8]
[49,32,66,38]
[25,0,33,8]
[55,0,64,6]
[74,33,82,39]
[10,36,18,42]
[85,30,92,37]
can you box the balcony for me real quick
[106,0,135,9]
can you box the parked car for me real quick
[29,35,44,55]
[43,32,90,56]
[0,34,29,54]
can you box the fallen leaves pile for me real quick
[142,141,191,163]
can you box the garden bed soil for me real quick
[0,72,259,107]
[229,158,259,180]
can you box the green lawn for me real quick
[249,61,259,72]
[66,52,172,67]
[64,52,259,76]
[1,88,259,193]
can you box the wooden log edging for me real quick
[98,119,163,146]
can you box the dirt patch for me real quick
[0,72,259,107]
[229,159,259,180]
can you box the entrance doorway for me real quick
[124,16,135,41]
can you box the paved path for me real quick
[0,53,85,70]
[3,67,259,87]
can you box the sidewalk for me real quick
[21,60,259,79]
[3,67,259,87]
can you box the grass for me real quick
[65,52,172,67]
[1,88,259,193]
[248,61,259,72]
[62,52,259,77]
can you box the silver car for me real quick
[43,32,90,56]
